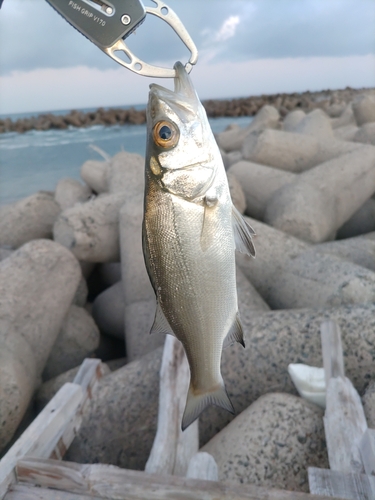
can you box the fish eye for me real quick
[153,120,179,149]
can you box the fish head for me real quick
[146,61,219,201]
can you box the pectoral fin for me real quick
[182,381,234,431]
[223,313,245,348]
[200,204,216,252]
[232,205,256,257]
[150,301,176,337]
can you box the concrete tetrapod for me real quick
[0,239,81,452]
[282,109,305,131]
[313,235,375,273]
[106,151,145,195]
[228,161,296,219]
[242,128,361,173]
[200,303,375,445]
[80,159,110,194]
[54,178,92,211]
[352,94,375,126]
[43,305,100,380]
[216,105,280,152]
[53,192,126,262]
[92,281,125,340]
[293,108,334,141]
[353,122,375,146]
[264,145,375,243]
[336,198,375,239]
[237,217,375,309]
[0,192,60,248]
[202,393,328,493]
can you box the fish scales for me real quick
[142,62,255,430]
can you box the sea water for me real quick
[0,111,252,206]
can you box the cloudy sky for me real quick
[0,0,374,114]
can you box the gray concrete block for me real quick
[0,192,60,248]
[314,234,375,273]
[66,347,163,470]
[92,281,125,340]
[0,239,80,452]
[43,305,100,380]
[227,170,246,214]
[353,122,375,145]
[202,393,327,492]
[336,198,375,239]
[352,94,375,126]
[294,108,334,141]
[331,103,356,129]
[54,192,126,262]
[200,303,375,445]
[228,161,296,220]
[55,178,92,211]
[217,105,280,152]
[237,217,375,309]
[282,109,305,131]
[242,129,319,172]
[80,159,110,193]
[106,151,144,195]
[333,124,359,141]
[264,146,375,242]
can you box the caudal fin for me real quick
[181,382,234,431]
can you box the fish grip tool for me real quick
[46,0,198,77]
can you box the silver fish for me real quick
[143,62,255,430]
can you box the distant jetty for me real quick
[1,86,373,134]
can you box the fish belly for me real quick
[143,179,237,393]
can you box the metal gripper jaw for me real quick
[46,0,198,78]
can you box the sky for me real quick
[0,0,374,115]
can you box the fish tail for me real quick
[181,382,234,431]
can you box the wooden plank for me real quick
[0,384,83,500]
[16,457,346,500]
[5,484,99,500]
[186,452,218,481]
[72,359,107,416]
[321,320,345,385]
[359,429,375,476]
[145,336,198,476]
[50,359,107,460]
[359,429,375,498]
[320,320,368,474]
[324,377,368,473]
[308,467,375,500]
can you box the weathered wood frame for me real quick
[0,341,346,500]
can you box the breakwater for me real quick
[1,86,373,134]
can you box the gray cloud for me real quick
[0,0,374,75]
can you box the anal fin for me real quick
[232,205,256,257]
[150,301,176,337]
[223,313,245,348]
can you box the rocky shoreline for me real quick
[1,92,375,494]
[1,86,374,134]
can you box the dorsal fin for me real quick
[232,205,256,257]
[150,302,176,337]
[223,313,245,348]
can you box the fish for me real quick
[142,61,256,430]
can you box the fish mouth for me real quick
[149,61,199,119]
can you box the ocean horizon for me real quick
[0,113,253,206]
[0,103,147,122]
